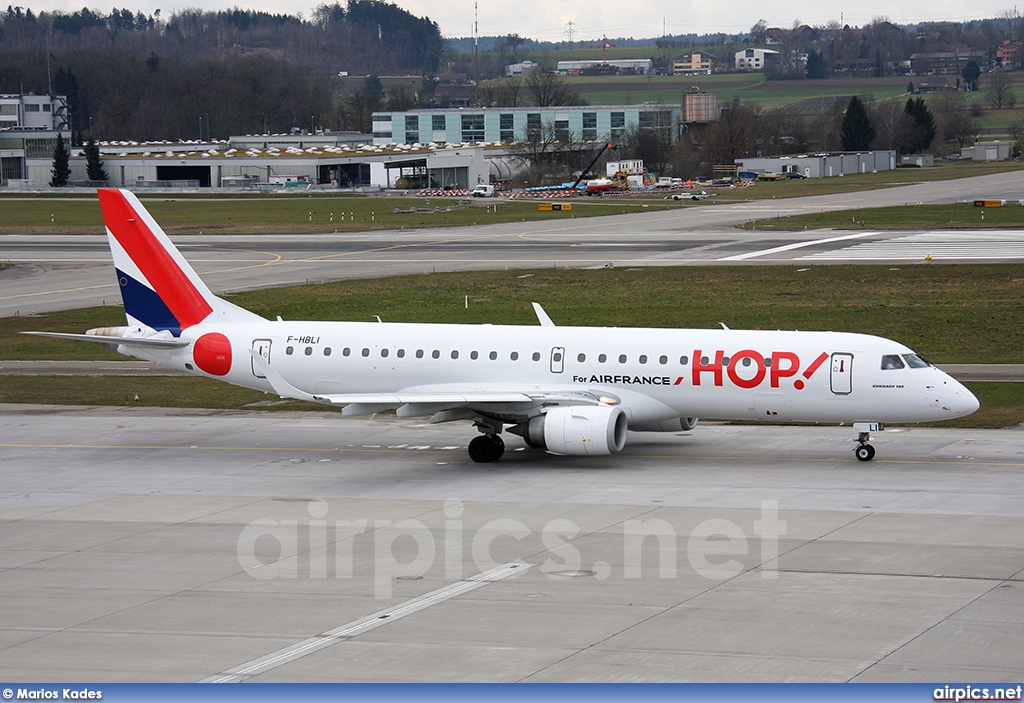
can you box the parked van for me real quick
[472,184,495,197]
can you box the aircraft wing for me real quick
[249,350,604,418]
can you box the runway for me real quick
[0,405,1022,682]
[2,170,1023,683]
[1,171,1022,317]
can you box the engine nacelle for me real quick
[510,405,628,456]
[631,417,699,432]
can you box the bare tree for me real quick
[987,71,1017,109]
[526,72,584,107]
[506,121,588,185]
[932,93,980,150]
[872,101,913,151]
[699,104,757,167]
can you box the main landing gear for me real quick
[853,422,882,462]
[468,434,505,463]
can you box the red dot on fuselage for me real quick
[794,379,805,390]
[193,332,232,376]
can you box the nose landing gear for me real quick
[853,422,882,461]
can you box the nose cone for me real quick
[945,378,980,417]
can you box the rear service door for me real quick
[251,339,271,378]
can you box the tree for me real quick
[525,72,583,107]
[903,97,936,153]
[84,136,108,181]
[749,19,768,44]
[987,71,1017,109]
[699,104,757,166]
[872,101,912,151]
[806,51,827,79]
[840,96,875,151]
[932,93,980,149]
[962,59,981,91]
[49,134,71,187]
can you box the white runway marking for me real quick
[199,561,533,683]
[798,231,1024,260]
[718,232,877,261]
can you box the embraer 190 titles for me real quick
[25,189,979,464]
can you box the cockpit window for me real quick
[881,354,905,370]
[902,353,931,368]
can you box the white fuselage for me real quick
[129,320,979,426]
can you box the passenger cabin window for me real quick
[362,348,370,357]
[324,348,332,356]
[659,355,668,365]
[432,350,440,359]
[618,354,627,364]
[451,350,459,359]
[881,354,905,370]
[532,352,541,361]
[598,354,607,363]
[639,355,647,364]
[286,346,294,355]
[578,353,586,362]
[343,347,351,356]
[679,355,689,365]
[381,348,389,357]
[304,347,312,356]
[416,349,424,358]
[489,351,497,360]
[470,351,478,360]
[397,349,405,358]
[510,351,519,361]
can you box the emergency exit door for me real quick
[830,353,853,395]
[550,347,565,373]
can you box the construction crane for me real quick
[570,142,616,191]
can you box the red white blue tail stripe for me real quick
[99,189,216,335]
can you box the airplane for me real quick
[25,188,980,464]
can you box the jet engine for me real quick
[631,417,699,432]
[509,405,628,456]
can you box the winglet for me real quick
[532,302,556,327]
[248,350,321,403]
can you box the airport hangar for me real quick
[11,131,502,191]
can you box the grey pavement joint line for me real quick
[198,561,534,683]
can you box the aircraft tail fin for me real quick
[98,188,262,334]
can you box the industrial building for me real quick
[735,151,897,178]
[556,59,653,75]
[372,104,684,147]
[9,134,493,190]
[1,94,71,186]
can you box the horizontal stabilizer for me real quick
[21,331,189,348]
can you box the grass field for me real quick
[0,196,646,235]
[742,202,1024,230]
[5,264,1021,364]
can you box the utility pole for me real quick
[474,0,479,106]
